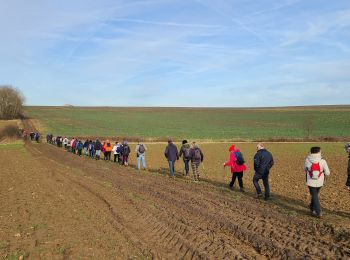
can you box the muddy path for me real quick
[18,139,350,259]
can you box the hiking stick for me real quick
[223,166,226,183]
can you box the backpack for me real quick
[194,148,201,161]
[183,147,190,159]
[116,145,121,153]
[234,151,245,165]
[123,145,130,155]
[308,162,323,180]
[138,144,145,154]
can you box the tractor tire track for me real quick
[25,141,350,259]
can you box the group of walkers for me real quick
[165,139,204,181]
[47,135,133,165]
[41,134,350,218]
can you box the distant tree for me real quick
[302,115,314,139]
[0,86,25,119]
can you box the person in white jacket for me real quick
[304,146,330,218]
[112,142,121,163]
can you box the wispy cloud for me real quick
[112,18,223,28]
[0,0,349,106]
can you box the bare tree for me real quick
[0,86,25,119]
[302,115,314,139]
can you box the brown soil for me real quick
[1,120,349,259]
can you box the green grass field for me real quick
[25,106,350,141]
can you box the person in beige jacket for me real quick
[304,146,330,218]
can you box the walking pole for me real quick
[223,165,226,183]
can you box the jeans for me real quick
[137,154,146,170]
[308,186,321,215]
[168,161,175,177]
[95,150,101,159]
[230,172,244,189]
[253,173,270,198]
[183,160,190,175]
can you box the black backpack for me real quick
[123,145,130,155]
[234,151,245,165]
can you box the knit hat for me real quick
[229,144,235,152]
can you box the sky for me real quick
[0,0,349,107]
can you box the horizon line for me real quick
[24,104,350,109]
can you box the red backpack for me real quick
[308,162,323,180]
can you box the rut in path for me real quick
[25,141,350,259]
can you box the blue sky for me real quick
[0,0,349,107]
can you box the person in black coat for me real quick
[164,139,179,177]
[253,143,274,200]
[345,143,350,191]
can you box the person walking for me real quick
[164,139,179,177]
[304,146,330,218]
[34,132,40,143]
[122,141,131,166]
[112,142,121,163]
[70,138,75,153]
[223,144,247,192]
[83,139,89,156]
[76,140,83,156]
[189,142,204,182]
[90,141,96,158]
[63,137,69,149]
[179,140,191,176]
[104,140,112,161]
[345,143,350,191]
[135,142,147,171]
[102,142,107,160]
[95,139,102,160]
[253,143,274,200]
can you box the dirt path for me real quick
[6,140,346,259]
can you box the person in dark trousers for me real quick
[189,142,204,182]
[122,141,131,166]
[83,139,89,156]
[112,142,121,163]
[224,144,247,192]
[304,146,330,218]
[34,132,40,143]
[179,140,191,176]
[164,139,179,177]
[344,143,350,191]
[253,143,274,200]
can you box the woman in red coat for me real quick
[223,144,247,192]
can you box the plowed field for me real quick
[1,120,350,259]
[1,138,350,259]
